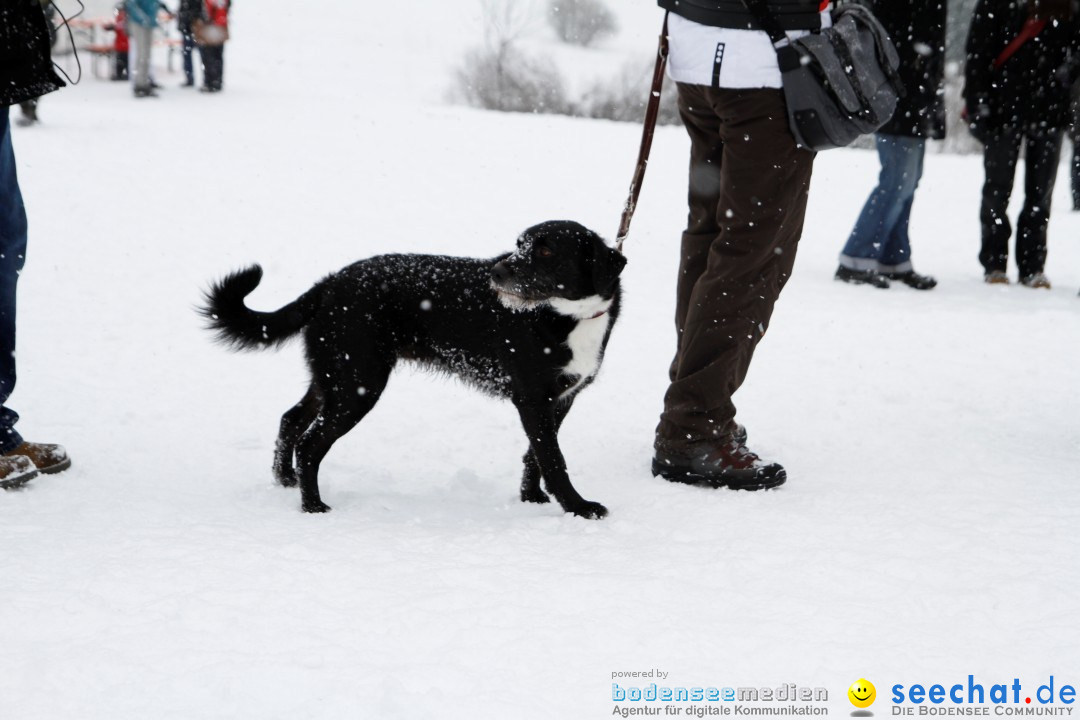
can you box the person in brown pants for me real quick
[651,2,819,489]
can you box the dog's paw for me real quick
[570,501,608,520]
[520,486,551,504]
[276,474,298,488]
[302,499,332,513]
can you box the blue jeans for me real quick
[0,108,26,453]
[839,133,926,274]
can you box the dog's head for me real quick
[490,221,626,316]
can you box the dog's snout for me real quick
[491,262,513,283]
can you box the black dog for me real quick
[201,221,626,519]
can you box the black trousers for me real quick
[1071,91,1079,210]
[200,44,225,90]
[656,84,815,451]
[1071,124,1079,211]
[978,128,1063,279]
[112,51,128,81]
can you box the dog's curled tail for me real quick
[199,265,319,351]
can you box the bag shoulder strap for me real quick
[993,17,1047,70]
[738,0,791,46]
[738,0,808,72]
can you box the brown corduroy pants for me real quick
[656,84,815,453]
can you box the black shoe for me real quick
[835,265,890,288]
[883,270,937,290]
[133,86,159,98]
[652,439,786,491]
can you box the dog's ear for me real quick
[591,240,627,297]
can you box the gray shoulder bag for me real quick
[739,0,904,151]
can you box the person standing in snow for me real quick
[964,0,1080,288]
[125,0,161,97]
[0,0,72,488]
[834,0,946,291]
[650,0,823,489]
[195,0,230,93]
[104,3,132,82]
[178,0,201,87]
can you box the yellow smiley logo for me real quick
[848,679,876,709]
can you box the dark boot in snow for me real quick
[0,455,39,490]
[883,270,937,290]
[652,436,786,491]
[16,100,38,127]
[834,265,890,288]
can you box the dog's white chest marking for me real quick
[549,295,612,397]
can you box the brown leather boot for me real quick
[0,455,39,489]
[5,442,70,474]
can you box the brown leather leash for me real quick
[615,12,669,254]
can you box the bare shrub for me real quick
[455,43,570,114]
[548,0,618,47]
[578,60,681,126]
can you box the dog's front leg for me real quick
[513,399,606,519]
[520,398,574,505]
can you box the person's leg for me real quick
[113,48,128,81]
[1070,93,1079,211]
[838,134,919,273]
[0,109,26,454]
[1072,135,1079,211]
[877,136,926,274]
[978,130,1022,276]
[664,83,724,390]
[217,43,225,90]
[181,30,195,85]
[657,87,814,450]
[132,25,153,93]
[203,45,223,90]
[1016,128,1063,281]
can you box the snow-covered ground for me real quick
[2,2,1078,719]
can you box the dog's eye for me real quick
[536,246,553,258]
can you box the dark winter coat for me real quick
[872,0,948,139]
[964,0,1080,136]
[657,0,827,32]
[178,0,201,31]
[0,0,65,107]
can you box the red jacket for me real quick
[110,7,129,52]
[204,0,228,27]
